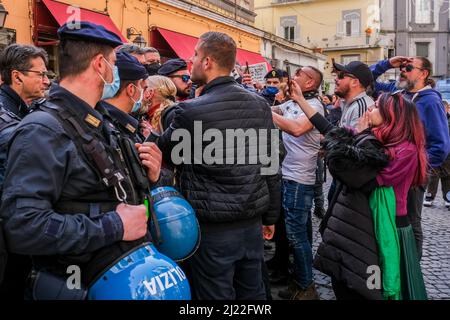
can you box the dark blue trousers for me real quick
[188,222,266,300]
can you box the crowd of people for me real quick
[0,21,449,301]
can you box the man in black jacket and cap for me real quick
[157,31,281,300]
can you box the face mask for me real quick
[99,57,120,100]
[265,86,279,95]
[145,62,161,76]
[130,84,144,113]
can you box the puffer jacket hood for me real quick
[314,129,389,300]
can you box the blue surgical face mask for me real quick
[99,57,120,100]
[266,86,279,95]
[130,84,144,113]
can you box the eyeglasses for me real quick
[336,72,357,80]
[168,74,191,83]
[399,64,424,73]
[18,69,50,80]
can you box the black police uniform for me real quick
[0,83,153,295]
[100,101,143,143]
[0,22,155,298]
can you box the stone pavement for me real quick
[266,180,450,300]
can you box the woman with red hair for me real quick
[280,81,428,300]
[364,92,427,300]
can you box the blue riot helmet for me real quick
[88,243,191,300]
[150,187,200,261]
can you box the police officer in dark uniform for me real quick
[259,69,284,106]
[99,52,148,143]
[0,22,162,299]
[158,58,193,101]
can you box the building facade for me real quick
[380,0,450,79]
[0,0,322,79]
[255,0,394,91]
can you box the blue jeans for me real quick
[282,179,314,289]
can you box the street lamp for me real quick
[0,3,9,28]
[132,35,147,48]
[126,27,147,48]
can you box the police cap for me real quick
[264,69,284,80]
[158,58,188,76]
[57,21,123,48]
[116,52,148,81]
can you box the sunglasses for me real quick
[336,72,357,80]
[169,74,191,83]
[399,64,424,73]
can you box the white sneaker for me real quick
[423,199,434,207]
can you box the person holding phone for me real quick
[271,66,324,300]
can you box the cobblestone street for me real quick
[267,180,450,300]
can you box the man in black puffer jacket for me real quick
[157,32,281,300]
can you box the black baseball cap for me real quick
[333,60,374,88]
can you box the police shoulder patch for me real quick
[126,123,136,133]
[85,114,101,127]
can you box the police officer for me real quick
[99,52,148,142]
[260,69,284,106]
[0,22,162,299]
[158,58,192,101]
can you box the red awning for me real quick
[155,28,268,68]
[236,49,270,70]
[41,0,126,42]
[156,28,198,60]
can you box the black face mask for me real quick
[145,62,161,76]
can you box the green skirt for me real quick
[397,224,428,300]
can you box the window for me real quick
[337,10,361,37]
[345,21,352,36]
[416,42,430,57]
[388,48,395,59]
[280,16,298,42]
[341,55,360,65]
[415,0,432,24]
[284,26,295,41]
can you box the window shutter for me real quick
[351,18,360,36]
